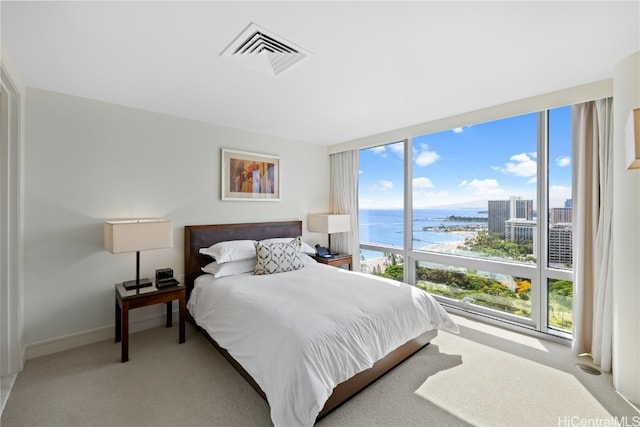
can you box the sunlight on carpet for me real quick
[453,314,551,353]
[413,317,612,427]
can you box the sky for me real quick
[359,105,572,210]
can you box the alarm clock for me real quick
[155,268,178,288]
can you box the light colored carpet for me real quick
[2,314,638,427]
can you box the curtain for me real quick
[571,98,613,372]
[329,150,360,271]
[592,98,613,371]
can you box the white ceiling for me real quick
[2,1,639,145]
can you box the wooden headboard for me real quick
[184,220,302,299]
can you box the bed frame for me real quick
[184,220,437,420]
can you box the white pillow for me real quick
[300,253,316,265]
[201,258,256,278]
[199,239,257,264]
[254,238,305,275]
[259,236,316,255]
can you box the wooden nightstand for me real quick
[313,254,353,270]
[115,283,185,362]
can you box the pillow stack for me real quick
[199,236,315,277]
[199,240,257,278]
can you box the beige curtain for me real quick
[571,98,613,371]
[592,98,613,371]
[329,150,360,271]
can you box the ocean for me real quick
[359,208,487,260]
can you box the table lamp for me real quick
[104,219,173,290]
[308,214,350,254]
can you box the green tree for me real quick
[462,230,535,262]
[383,264,404,281]
[549,279,573,297]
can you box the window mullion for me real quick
[403,138,414,285]
[535,110,550,331]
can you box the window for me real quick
[358,107,573,338]
[548,106,573,270]
[411,113,538,265]
[359,141,405,268]
[546,106,574,334]
[416,261,532,320]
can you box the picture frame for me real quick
[221,148,280,201]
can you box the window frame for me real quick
[359,110,573,340]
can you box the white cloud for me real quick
[496,152,537,177]
[453,127,464,133]
[369,142,403,159]
[413,190,451,208]
[359,195,404,209]
[414,143,440,167]
[371,146,387,157]
[459,178,507,197]
[549,185,572,208]
[389,142,404,158]
[413,177,434,188]
[556,156,571,167]
[369,180,394,192]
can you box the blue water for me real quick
[359,208,487,259]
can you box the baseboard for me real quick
[1,374,17,416]
[615,389,640,415]
[24,311,180,360]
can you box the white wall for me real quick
[23,88,330,354]
[1,42,26,374]
[612,51,640,406]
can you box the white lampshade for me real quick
[104,219,173,253]
[308,214,350,234]
[104,218,174,290]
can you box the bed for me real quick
[184,220,458,426]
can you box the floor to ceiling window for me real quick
[358,106,573,338]
[358,141,405,274]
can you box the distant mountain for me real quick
[419,200,488,210]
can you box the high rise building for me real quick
[488,196,534,236]
[550,207,572,224]
[549,224,573,266]
[509,196,520,220]
[487,197,572,265]
[488,200,510,236]
[514,199,534,220]
[505,218,537,254]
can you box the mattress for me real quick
[187,261,459,426]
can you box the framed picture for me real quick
[221,149,280,201]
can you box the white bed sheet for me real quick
[187,262,459,427]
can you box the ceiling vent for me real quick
[220,22,311,77]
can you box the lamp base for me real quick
[123,278,153,291]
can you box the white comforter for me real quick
[187,262,459,427]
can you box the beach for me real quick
[361,240,464,274]
[358,208,486,274]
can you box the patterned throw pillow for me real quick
[254,237,305,275]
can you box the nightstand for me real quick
[115,283,185,362]
[313,254,353,270]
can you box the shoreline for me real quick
[360,240,464,273]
